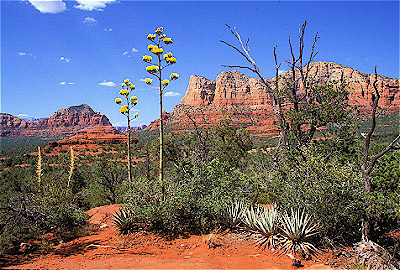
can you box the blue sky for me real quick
[1,0,399,126]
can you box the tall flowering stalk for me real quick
[115,79,139,182]
[67,146,75,188]
[143,27,179,200]
[36,146,42,191]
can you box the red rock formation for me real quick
[43,128,138,156]
[146,61,399,136]
[0,104,114,138]
[146,111,172,131]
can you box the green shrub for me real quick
[250,152,364,244]
[124,158,255,234]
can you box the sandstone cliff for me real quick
[0,104,114,138]
[147,61,399,136]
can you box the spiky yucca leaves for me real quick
[220,200,248,229]
[242,204,281,249]
[278,208,320,258]
[112,208,138,235]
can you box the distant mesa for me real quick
[145,61,399,136]
[42,128,138,156]
[115,124,148,133]
[0,104,114,139]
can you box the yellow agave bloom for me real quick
[147,44,155,51]
[151,47,164,55]
[121,83,125,88]
[115,98,122,104]
[155,27,163,35]
[132,99,138,105]
[170,73,179,80]
[147,34,156,41]
[144,78,152,84]
[142,55,152,63]
[163,52,173,59]
[129,84,135,90]
[162,79,170,85]
[146,65,159,73]
[166,57,177,64]
[134,112,139,118]
[124,79,129,84]
[162,37,173,44]
[119,89,130,95]
[120,105,128,113]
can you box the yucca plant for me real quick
[242,204,281,250]
[220,200,248,229]
[112,207,138,235]
[278,208,320,259]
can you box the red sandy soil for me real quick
[5,204,335,269]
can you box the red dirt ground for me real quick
[5,204,335,269]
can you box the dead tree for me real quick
[360,66,400,241]
[220,21,321,153]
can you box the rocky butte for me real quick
[0,104,114,139]
[146,61,399,136]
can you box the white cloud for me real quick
[28,0,67,14]
[83,17,97,26]
[98,80,116,87]
[131,48,138,53]
[113,122,125,127]
[104,28,112,32]
[164,91,181,97]
[60,56,71,63]
[122,51,128,56]
[278,69,286,75]
[18,113,29,117]
[74,0,115,11]
[17,52,36,58]
[60,81,75,85]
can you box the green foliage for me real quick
[125,157,254,234]
[248,150,364,244]
[89,157,127,207]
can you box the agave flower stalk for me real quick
[143,27,179,201]
[36,146,42,190]
[115,80,139,182]
[67,146,75,188]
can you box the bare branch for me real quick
[221,65,256,73]
[220,40,251,63]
